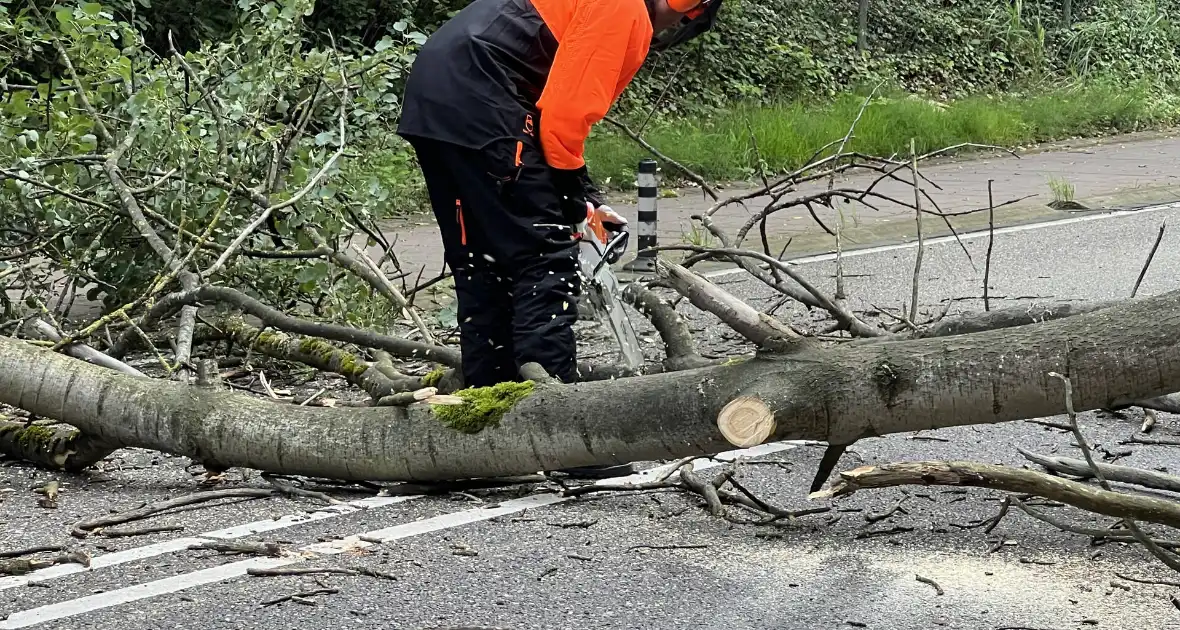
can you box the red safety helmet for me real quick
[651,0,723,51]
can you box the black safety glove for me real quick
[551,165,606,225]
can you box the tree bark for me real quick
[857,0,871,53]
[914,301,1116,338]
[4,288,1180,481]
[0,420,116,471]
[816,461,1180,529]
[1020,449,1180,494]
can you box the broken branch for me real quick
[814,461,1180,530]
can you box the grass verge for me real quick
[585,81,1180,189]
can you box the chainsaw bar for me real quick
[576,225,644,370]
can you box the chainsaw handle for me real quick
[591,227,629,277]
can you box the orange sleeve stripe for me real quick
[532,0,652,170]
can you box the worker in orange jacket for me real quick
[397,0,720,389]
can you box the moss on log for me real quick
[431,381,536,434]
[0,420,116,471]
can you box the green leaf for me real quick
[54,8,72,26]
[374,36,392,52]
[114,56,133,83]
[435,302,458,328]
[81,3,102,16]
[294,262,329,284]
[314,131,337,146]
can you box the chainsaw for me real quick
[574,204,644,371]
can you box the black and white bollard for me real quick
[623,158,659,272]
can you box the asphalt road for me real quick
[5,201,1180,630]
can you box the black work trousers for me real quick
[406,134,582,388]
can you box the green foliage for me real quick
[23,0,1180,121]
[587,82,1179,185]
[1047,176,1076,203]
[1060,0,1180,82]
[432,380,536,434]
[0,0,427,326]
[616,0,1180,119]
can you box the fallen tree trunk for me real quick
[4,288,1180,481]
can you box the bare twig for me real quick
[909,138,924,323]
[654,247,879,337]
[688,214,825,310]
[984,179,996,311]
[866,497,909,523]
[603,116,719,200]
[1018,449,1180,494]
[1048,371,1180,571]
[71,488,277,537]
[263,474,345,505]
[347,243,436,345]
[627,544,710,552]
[1113,573,1180,588]
[247,566,397,580]
[1121,436,1180,447]
[856,525,914,539]
[1131,222,1166,298]
[1008,498,1180,548]
[829,86,880,301]
[0,550,90,576]
[99,525,185,538]
[813,460,1180,530]
[679,463,725,516]
[915,574,944,595]
[261,587,339,607]
[26,319,146,378]
[189,541,283,557]
[0,545,65,559]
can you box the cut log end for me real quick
[717,396,775,448]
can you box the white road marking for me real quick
[704,200,1180,278]
[0,442,804,629]
[0,538,208,591]
[0,494,421,592]
[1,557,300,630]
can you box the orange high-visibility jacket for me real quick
[396,0,653,172]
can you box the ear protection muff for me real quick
[650,0,722,51]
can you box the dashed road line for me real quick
[0,493,421,592]
[0,442,803,629]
